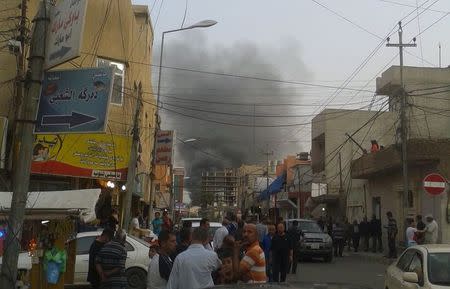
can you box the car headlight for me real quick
[324,235,332,244]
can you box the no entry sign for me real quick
[423,173,448,196]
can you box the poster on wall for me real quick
[31,133,132,180]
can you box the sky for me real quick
[130,0,450,192]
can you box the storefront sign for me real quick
[155,130,174,165]
[31,133,131,180]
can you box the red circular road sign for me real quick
[423,173,448,196]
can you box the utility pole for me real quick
[262,144,273,218]
[122,82,142,231]
[0,2,49,288]
[386,21,416,219]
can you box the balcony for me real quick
[351,139,450,179]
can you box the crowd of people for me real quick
[144,214,302,289]
[85,209,441,289]
[320,212,440,260]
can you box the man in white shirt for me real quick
[213,219,229,251]
[424,215,439,244]
[147,231,177,289]
[405,218,417,247]
[130,211,140,237]
[167,227,222,289]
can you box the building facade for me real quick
[351,66,450,247]
[0,0,155,222]
[201,169,239,216]
[310,108,396,221]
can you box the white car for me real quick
[0,230,150,289]
[385,244,450,289]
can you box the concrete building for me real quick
[311,108,396,221]
[351,66,450,246]
[273,155,312,220]
[201,169,239,210]
[173,167,185,204]
[0,1,155,215]
[236,164,265,212]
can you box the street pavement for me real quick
[290,252,389,289]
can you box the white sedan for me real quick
[1,230,150,289]
[385,244,450,289]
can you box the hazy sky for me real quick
[130,0,450,176]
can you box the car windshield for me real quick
[428,253,450,285]
[298,221,323,233]
[128,235,150,248]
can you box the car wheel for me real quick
[324,253,333,262]
[126,267,147,289]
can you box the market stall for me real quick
[0,189,100,289]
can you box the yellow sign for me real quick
[31,134,132,180]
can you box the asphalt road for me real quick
[290,253,388,289]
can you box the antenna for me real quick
[439,42,442,68]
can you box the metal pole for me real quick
[386,21,416,223]
[0,2,48,287]
[122,82,142,231]
[398,24,409,223]
[149,32,166,227]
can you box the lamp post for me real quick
[149,20,217,224]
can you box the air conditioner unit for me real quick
[7,39,21,54]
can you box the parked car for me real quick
[385,244,450,289]
[0,230,150,289]
[285,218,333,262]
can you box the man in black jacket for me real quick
[87,228,114,289]
[287,220,303,274]
[359,216,370,252]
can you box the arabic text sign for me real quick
[35,67,113,133]
[155,130,174,165]
[46,0,87,68]
[31,133,132,180]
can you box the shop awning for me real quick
[258,173,286,201]
[0,189,101,222]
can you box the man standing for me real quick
[351,220,360,252]
[423,215,439,244]
[167,227,222,289]
[235,223,267,283]
[171,228,192,260]
[359,216,370,252]
[130,211,141,237]
[385,211,398,258]
[87,228,114,289]
[332,221,345,257]
[256,218,268,247]
[262,224,275,282]
[415,215,426,245]
[405,218,418,247]
[213,219,229,251]
[151,212,163,236]
[370,215,382,253]
[95,230,128,289]
[287,220,302,274]
[271,223,292,282]
[162,210,173,232]
[147,230,177,289]
[200,218,213,251]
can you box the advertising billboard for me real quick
[155,130,174,165]
[31,133,131,180]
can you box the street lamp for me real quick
[150,21,217,221]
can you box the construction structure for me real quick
[201,169,239,210]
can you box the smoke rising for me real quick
[154,32,312,201]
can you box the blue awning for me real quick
[258,173,286,201]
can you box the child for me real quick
[214,248,235,284]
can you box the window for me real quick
[407,253,424,286]
[97,58,125,105]
[125,241,134,252]
[76,236,96,255]
[428,253,450,286]
[396,249,415,271]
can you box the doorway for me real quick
[372,197,381,219]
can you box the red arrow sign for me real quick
[423,173,447,196]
